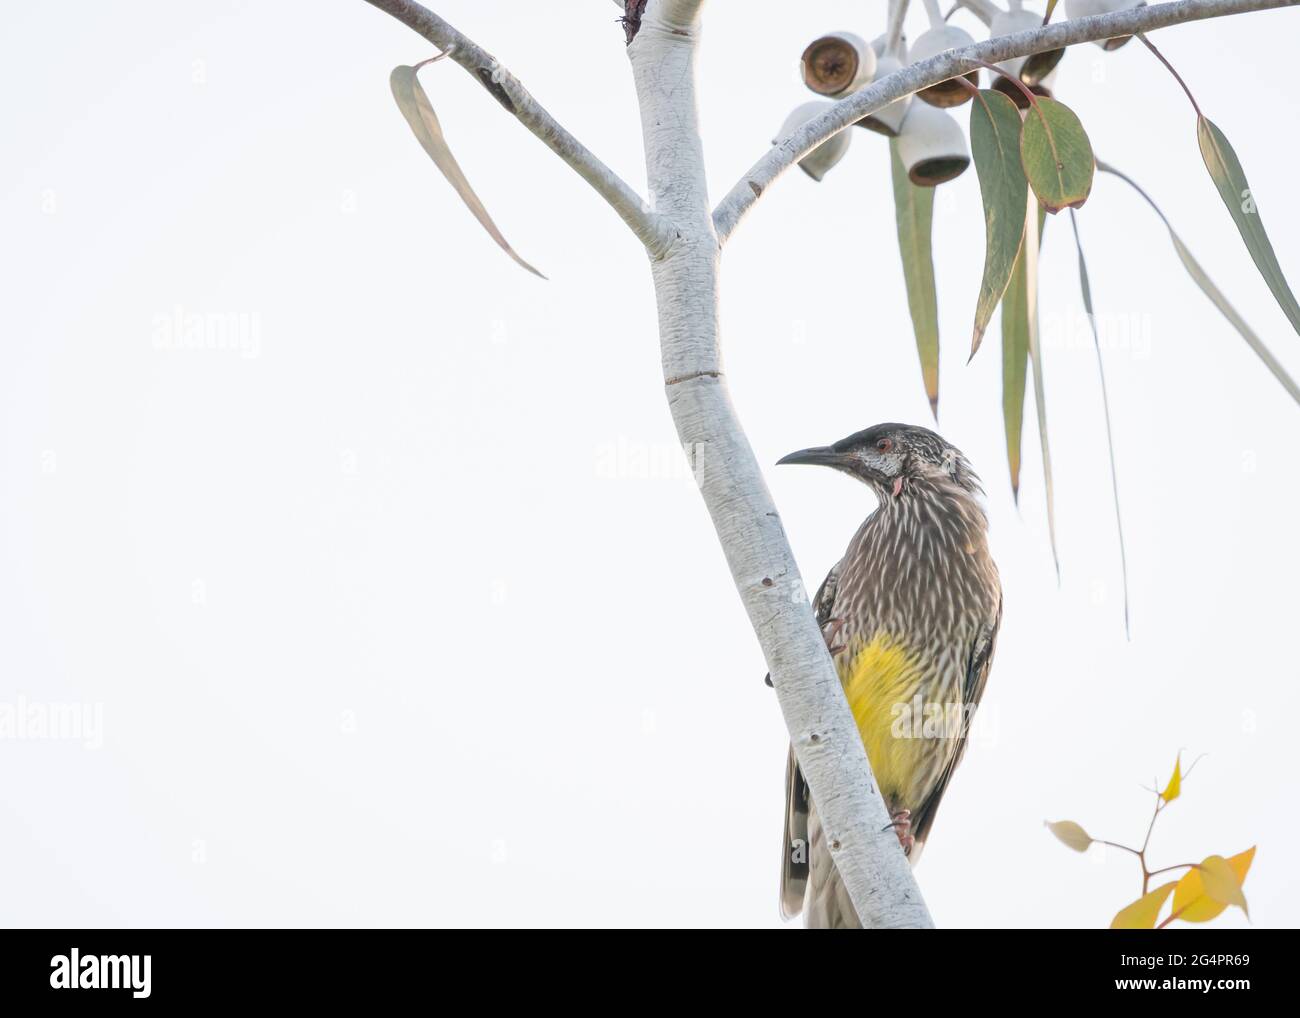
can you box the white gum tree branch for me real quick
[362,0,1292,928]
[714,0,1296,243]
[363,0,677,257]
[625,0,934,930]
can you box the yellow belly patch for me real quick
[838,633,932,806]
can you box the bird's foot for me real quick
[822,616,847,657]
[883,809,914,855]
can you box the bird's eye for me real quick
[875,438,892,452]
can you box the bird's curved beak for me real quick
[777,445,846,468]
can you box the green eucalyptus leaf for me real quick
[890,139,940,417]
[1020,97,1094,214]
[1197,116,1300,337]
[1023,201,1060,578]
[970,89,1029,359]
[1001,240,1029,499]
[1002,202,1047,501]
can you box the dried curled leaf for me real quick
[1110,882,1176,930]
[390,63,544,278]
[1170,847,1255,924]
[1047,820,1092,852]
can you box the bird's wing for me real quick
[778,563,841,919]
[910,591,1002,849]
[810,563,841,631]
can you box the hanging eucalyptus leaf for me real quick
[390,62,544,278]
[1021,97,1094,214]
[1001,234,1030,500]
[890,139,940,417]
[1001,202,1046,501]
[1198,116,1300,337]
[1023,200,1060,579]
[970,89,1029,359]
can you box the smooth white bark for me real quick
[627,0,935,929]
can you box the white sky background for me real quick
[2,1,1297,929]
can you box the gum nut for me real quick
[909,25,980,107]
[857,55,911,136]
[802,31,877,96]
[896,101,970,187]
[1064,0,1147,50]
[990,8,1065,85]
[775,101,853,182]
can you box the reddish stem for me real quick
[954,73,993,119]
[972,57,1039,111]
[412,46,454,72]
[1138,34,1203,118]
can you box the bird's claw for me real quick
[822,617,847,657]
[883,809,914,855]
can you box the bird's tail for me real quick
[779,744,809,921]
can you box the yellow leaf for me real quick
[1046,820,1092,852]
[1200,854,1248,914]
[1110,882,1177,929]
[1170,847,1255,924]
[1160,754,1181,803]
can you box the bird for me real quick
[774,423,1002,929]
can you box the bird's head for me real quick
[777,423,981,500]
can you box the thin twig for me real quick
[973,56,1042,109]
[1147,862,1198,878]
